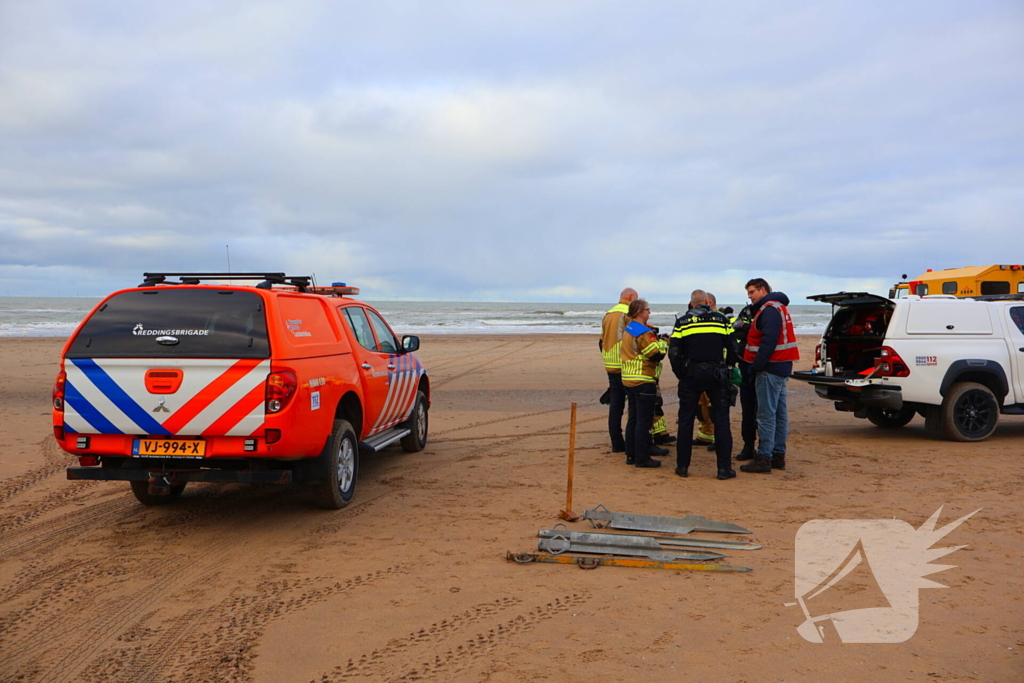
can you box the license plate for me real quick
[132,438,206,458]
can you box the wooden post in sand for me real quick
[558,403,580,521]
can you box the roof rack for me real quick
[140,272,312,291]
[968,293,1024,302]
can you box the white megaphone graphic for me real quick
[790,507,977,644]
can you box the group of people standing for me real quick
[599,279,799,479]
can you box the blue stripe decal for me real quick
[64,424,78,434]
[64,381,123,435]
[70,359,172,436]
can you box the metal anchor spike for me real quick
[583,503,752,535]
[538,527,761,551]
[537,524,727,563]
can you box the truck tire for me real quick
[400,391,428,453]
[866,406,916,429]
[940,382,999,442]
[313,419,359,509]
[130,480,186,505]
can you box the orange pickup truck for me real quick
[53,272,429,509]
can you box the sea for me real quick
[0,297,832,338]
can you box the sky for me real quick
[1,1,1022,302]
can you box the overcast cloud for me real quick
[1,1,1022,302]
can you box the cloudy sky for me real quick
[1,1,1022,301]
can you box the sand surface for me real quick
[0,335,1021,682]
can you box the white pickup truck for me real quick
[794,293,1024,441]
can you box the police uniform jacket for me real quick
[732,304,755,356]
[668,304,739,379]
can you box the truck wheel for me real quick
[130,480,186,505]
[313,419,359,509]
[940,382,999,442]
[400,391,428,453]
[866,406,916,428]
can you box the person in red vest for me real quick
[739,278,800,474]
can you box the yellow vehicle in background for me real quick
[890,265,1024,299]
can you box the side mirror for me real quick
[402,335,420,353]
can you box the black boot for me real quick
[736,442,755,461]
[653,433,676,445]
[717,468,737,480]
[674,467,688,478]
[635,459,662,469]
[740,458,772,474]
[650,444,669,457]
[772,453,786,470]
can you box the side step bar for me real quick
[67,467,292,485]
[359,428,410,454]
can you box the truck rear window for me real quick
[67,289,269,358]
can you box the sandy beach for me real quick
[0,334,1020,683]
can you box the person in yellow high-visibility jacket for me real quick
[620,298,668,468]
[599,287,637,452]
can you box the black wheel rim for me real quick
[954,391,994,437]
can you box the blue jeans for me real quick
[755,372,789,459]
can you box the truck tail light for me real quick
[265,372,297,413]
[874,347,910,377]
[53,371,66,411]
[814,344,821,363]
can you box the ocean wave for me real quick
[0,322,78,337]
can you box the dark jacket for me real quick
[732,304,755,361]
[749,292,793,377]
[668,304,738,379]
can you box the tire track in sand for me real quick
[315,591,592,682]
[421,341,514,372]
[430,342,538,389]
[0,485,305,682]
[14,491,400,683]
[327,597,522,680]
[0,438,70,506]
[135,566,410,683]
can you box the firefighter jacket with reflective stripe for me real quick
[732,304,755,353]
[743,297,800,373]
[620,320,666,386]
[668,305,738,379]
[600,301,631,372]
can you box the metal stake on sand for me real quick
[558,403,580,522]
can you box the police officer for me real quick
[732,301,759,461]
[669,289,739,480]
[620,298,668,468]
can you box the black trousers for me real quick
[607,372,626,451]
[676,367,733,471]
[624,382,657,463]
[739,361,758,447]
